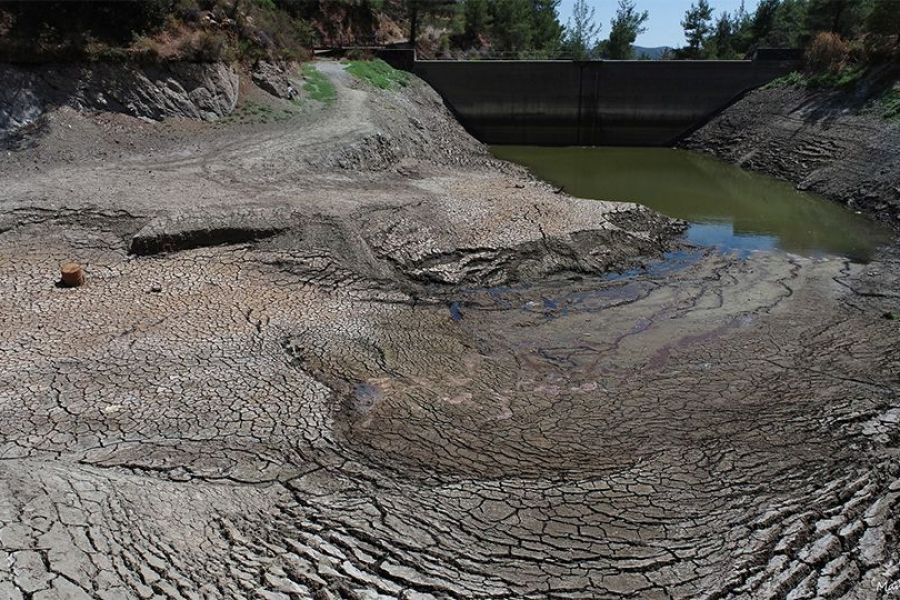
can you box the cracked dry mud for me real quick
[1,62,900,599]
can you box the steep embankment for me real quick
[683,73,900,226]
[0,62,240,138]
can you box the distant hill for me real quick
[632,46,672,60]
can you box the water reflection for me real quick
[491,146,893,262]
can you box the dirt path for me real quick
[0,62,898,599]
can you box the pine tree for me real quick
[709,11,736,58]
[768,0,810,48]
[489,0,534,54]
[530,0,563,54]
[462,0,491,43]
[560,0,601,59]
[750,0,779,44]
[681,0,714,58]
[605,0,649,60]
[805,0,869,39]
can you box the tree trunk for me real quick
[409,1,419,48]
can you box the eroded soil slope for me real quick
[1,62,899,599]
[683,75,900,226]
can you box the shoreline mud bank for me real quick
[682,72,900,227]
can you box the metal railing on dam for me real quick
[409,58,800,146]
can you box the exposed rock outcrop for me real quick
[250,60,300,99]
[0,61,239,138]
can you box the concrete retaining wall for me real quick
[413,59,798,146]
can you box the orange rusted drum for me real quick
[60,262,85,287]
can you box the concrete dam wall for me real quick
[413,59,799,146]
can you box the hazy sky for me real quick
[557,0,761,48]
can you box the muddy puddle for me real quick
[491,146,894,262]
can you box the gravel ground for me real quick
[0,61,899,599]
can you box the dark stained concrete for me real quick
[414,59,799,146]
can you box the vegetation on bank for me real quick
[444,0,900,63]
[345,58,409,89]
[0,0,398,63]
[301,63,337,104]
[671,0,900,61]
[0,0,297,62]
[767,63,867,90]
[766,64,900,122]
[760,11,899,122]
[711,1,900,112]
[0,0,897,70]
[880,88,900,121]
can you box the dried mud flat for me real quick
[1,63,899,599]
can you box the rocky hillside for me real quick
[1,62,240,139]
[0,0,409,63]
[682,70,900,227]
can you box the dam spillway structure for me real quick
[404,51,801,147]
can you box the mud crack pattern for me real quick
[1,61,899,599]
[1,234,899,599]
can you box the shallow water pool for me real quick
[491,146,893,262]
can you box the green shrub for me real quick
[877,88,900,121]
[765,70,807,89]
[131,35,160,59]
[764,65,869,92]
[302,64,337,105]
[345,59,410,90]
[806,65,865,89]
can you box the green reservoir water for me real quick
[491,146,893,262]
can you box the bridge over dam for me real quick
[405,56,800,146]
